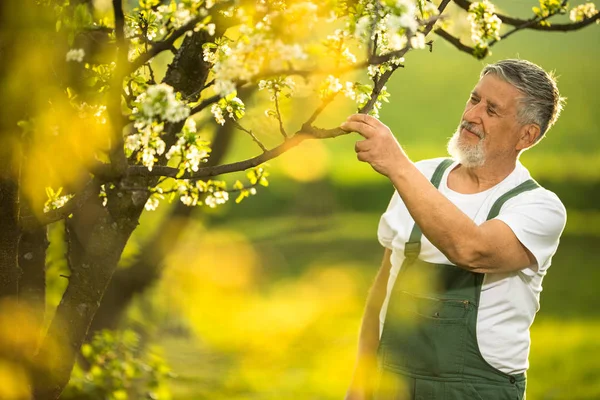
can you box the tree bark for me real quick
[18,226,48,329]
[88,26,243,336]
[89,117,236,334]
[32,180,144,398]
[32,28,223,398]
[0,1,22,300]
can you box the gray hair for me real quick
[481,59,566,140]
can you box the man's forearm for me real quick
[347,248,392,399]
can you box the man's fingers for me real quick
[356,151,368,162]
[346,113,381,128]
[355,140,370,153]
[341,120,377,138]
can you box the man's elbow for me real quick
[445,242,489,273]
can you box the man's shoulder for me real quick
[513,162,566,212]
[414,157,454,178]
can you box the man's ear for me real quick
[516,124,541,151]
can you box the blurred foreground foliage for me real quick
[63,330,172,400]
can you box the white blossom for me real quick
[468,1,502,44]
[145,195,163,211]
[66,48,85,62]
[319,75,343,99]
[134,84,190,125]
[211,104,226,125]
[409,32,426,49]
[570,3,599,22]
[205,191,229,208]
[354,16,372,39]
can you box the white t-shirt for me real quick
[377,157,567,375]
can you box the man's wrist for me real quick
[386,157,413,184]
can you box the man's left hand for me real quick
[340,113,408,178]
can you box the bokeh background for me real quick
[7,0,599,398]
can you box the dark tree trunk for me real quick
[0,176,21,299]
[0,2,22,300]
[89,117,236,334]
[18,226,48,328]
[88,26,244,336]
[32,179,146,398]
[31,27,227,398]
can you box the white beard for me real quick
[446,127,486,168]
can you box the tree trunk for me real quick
[0,1,22,300]
[88,28,242,336]
[32,180,146,398]
[31,27,226,398]
[89,117,235,334]
[18,227,48,330]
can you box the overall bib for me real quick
[375,159,538,400]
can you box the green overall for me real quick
[375,159,539,400]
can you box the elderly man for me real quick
[341,59,567,400]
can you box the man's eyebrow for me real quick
[472,90,503,112]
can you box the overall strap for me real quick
[404,158,454,260]
[486,179,540,220]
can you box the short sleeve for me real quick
[378,191,400,249]
[494,189,567,272]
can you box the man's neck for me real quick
[448,158,518,194]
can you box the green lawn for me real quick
[153,212,600,400]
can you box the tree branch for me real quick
[125,125,348,181]
[108,0,130,179]
[189,94,221,115]
[129,18,200,73]
[434,28,476,56]
[274,93,288,139]
[231,120,268,152]
[424,0,452,32]
[452,0,600,31]
[20,180,100,232]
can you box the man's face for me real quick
[447,73,524,167]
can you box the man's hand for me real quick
[340,113,409,178]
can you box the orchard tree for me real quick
[0,0,598,398]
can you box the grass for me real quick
[154,212,600,400]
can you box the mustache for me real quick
[460,121,484,138]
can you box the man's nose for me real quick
[463,102,484,124]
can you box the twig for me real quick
[231,120,268,152]
[489,0,567,46]
[274,93,288,139]
[108,0,130,178]
[424,1,451,32]
[434,28,476,56]
[124,124,349,181]
[452,0,600,31]
[190,94,221,115]
[20,180,101,232]
[303,94,338,128]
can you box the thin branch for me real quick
[129,18,200,73]
[452,0,600,30]
[20,180,101,232]
[189,94,221,115]
[434,28,476,56]
[367,2,381,59]
[231,120,268,152]
[489,0,567,46]
[424,1,451,32]
[125,124,348,181]
[108,0,130,178]
[274,93,288,139]
[112,0,125,46]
